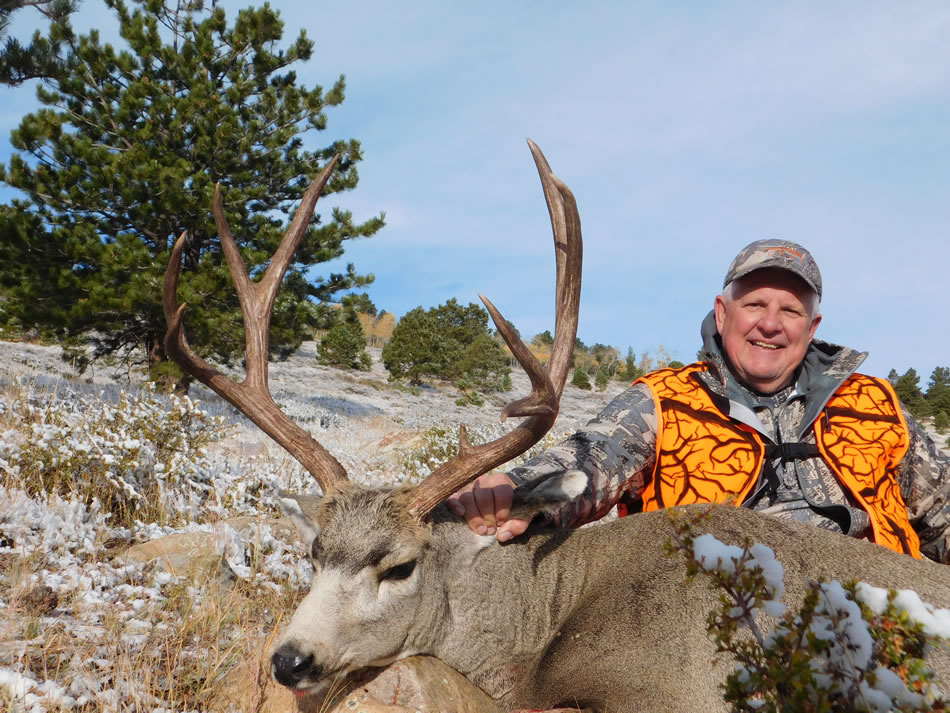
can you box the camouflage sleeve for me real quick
[896,406,950,564]
[507,382,659,528]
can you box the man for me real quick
[448,239,950,563]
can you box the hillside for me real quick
[0,339,627,480]
[0,338,626,712]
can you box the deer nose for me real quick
[271,645,318,688]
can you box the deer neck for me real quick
[412,510,599,700]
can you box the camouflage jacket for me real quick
[508,312,950,564]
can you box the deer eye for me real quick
[381,560,416,582]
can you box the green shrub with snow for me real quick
[668,512,948,712]
[0,384,229,527]
[399,423,570,482]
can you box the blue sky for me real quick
[2,2,949,384]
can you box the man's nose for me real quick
[757,306,782,332]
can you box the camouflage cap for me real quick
[723,239,822,299]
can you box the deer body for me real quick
[278,487,950,713]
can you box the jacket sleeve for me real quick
[896,406,950,564]
[506,382,659,528]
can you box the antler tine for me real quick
[527,138,582,396]
[408,140,582,520]
[163,158,349,493]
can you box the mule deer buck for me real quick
[164,141,950,713]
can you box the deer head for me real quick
[163,140,582,697]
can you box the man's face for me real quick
[714,268,822,394]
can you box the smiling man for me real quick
[449,240,950,564]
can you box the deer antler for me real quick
[163,157,349,493]
[408,139,582,520]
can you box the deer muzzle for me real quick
[271,644,320,689]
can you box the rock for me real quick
[214,655,500,713]
[118,515,303,583]
[374,429,423,454]
[339,657,500,713]
[120,529,226,581]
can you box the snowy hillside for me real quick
[0,339,625,712]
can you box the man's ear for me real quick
[508,471,588,524]
[277,491,321,544]
[714,293,727,334]
[808,312,822,341]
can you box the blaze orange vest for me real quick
[628,364,920,558]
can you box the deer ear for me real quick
[508,470,588,523]
[278,492,322,543]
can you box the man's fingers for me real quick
[489,478,514,525]
[448,472,522,541]
[498,518,530,543]
[446,495,465,517]
[473,481,499,532]
[455,489,487,534]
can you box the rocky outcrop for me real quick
[214,654,501,713]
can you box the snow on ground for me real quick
[0,339,627,483]
[0,338,626,712]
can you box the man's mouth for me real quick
[750,340,781,350]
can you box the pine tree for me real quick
[0,0,78,85]
[458,332,511,392]
[619,346,643,381]
[382,299,510,389]
[892,368,928,419]
[317,316,370,371]
[0,0,383,386]
[595,362,609,391]
[925,366,950,416]
[533,329,553,347]
[316,294,373,370]
[572,366,591,390]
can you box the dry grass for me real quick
[0,536,304,712]
[0,373,314,711]
[0,380,229,529]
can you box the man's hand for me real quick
[446,472,530,542]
